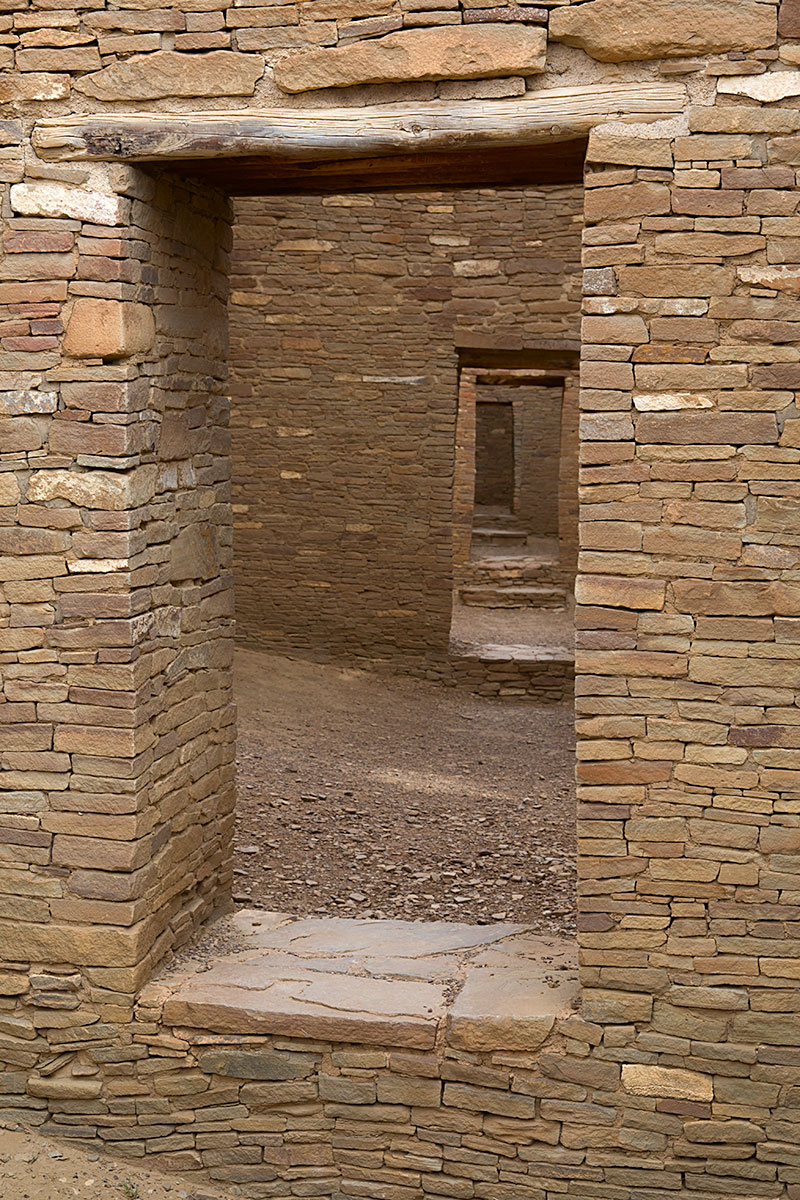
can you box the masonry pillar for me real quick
[0,160,235,1044]
[576,114,800,1078]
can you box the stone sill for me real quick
[149,910,577,1053]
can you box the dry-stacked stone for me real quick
[229,187,582,670]
[3,0,800,1195]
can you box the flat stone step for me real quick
[154,910,577,1053]
[472,555,558,574]
[472,527,528,546]
[459,584,567,609]
[461,643,574,664]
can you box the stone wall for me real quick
[0,164,235,1018]
[229,185,583,667]
[6,0,800,1195]
[475,401,515,509]
[514,386,563,538]
[454,371,579,592]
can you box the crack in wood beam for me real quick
[32,83,686,163]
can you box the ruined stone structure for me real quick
[4,0,800,1195]
[229,185,582,667]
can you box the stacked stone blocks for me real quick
[3,0,800,1194]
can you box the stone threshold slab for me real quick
[151,910,577,1052]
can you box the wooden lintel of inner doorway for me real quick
[164,138,589,194]
[458,342,580,374]
[32,81,685,194]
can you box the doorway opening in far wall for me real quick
[450,353,578,703]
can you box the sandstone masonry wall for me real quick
[0,164,235,1020]
[475,400,515,509]
[229,186,583,667]
[6,0,800,1193]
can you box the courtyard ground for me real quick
[0,1126,227,1200]
[233,647,577,935]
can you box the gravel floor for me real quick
[234,647,577,936]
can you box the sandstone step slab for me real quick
[464,642,574,665]
[472,528,529,548]
[459,584,568,609]
[447,936,576,1052]
[162,970,445,1050]
[154,910,577,1055]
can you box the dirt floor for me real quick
[234,647,577,936]
[0,1126,227,1200]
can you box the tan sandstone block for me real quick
[10,182,123,227]
[63,298,155,360]
[654,232,765,257]
[27,465,157,511]
[0,419,44,452]
[622,1064,712,1101]
[550,0,775,61]
[0,918,153,966]
[617,265,733,297]
[587,132,673,168]
[0,74,69,103]
[581,988,653,1023]
[0,475,20,506]
[170,525,220,582]
[28,1076,103,1100]
[575,575,665,610]
[273,24,546,92]
[636,411,776,444]
[576,650,686,677]
[757,497,800,534]
[673,580,800,617]
[76,50,264,99]
[584,182,669,222]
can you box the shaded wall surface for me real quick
[229,185,583,666]
[475,400,515,509]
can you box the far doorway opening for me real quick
[450,357,578,703]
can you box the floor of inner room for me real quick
[233,646,576,937]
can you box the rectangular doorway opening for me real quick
[217,151,584,940]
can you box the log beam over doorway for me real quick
[33,82,685,167]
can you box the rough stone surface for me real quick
[231,187,581,668]
[273,24,546,91]
[161,913,575,1051]
[622,1064,714,1101]
[63,299,155,359]
[550,0,776,61]
[9,183,122,226]
[3,2,800,1194]
[76,50,263,99]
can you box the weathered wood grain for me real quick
[33,83,686,163]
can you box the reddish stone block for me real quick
[779,0,800,36]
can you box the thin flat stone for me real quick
[447,957,578,1052]
[163,965,445,1049]
[239,915,525,959]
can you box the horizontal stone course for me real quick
[3,5,800,1198]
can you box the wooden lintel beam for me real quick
[32,82,686,164]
